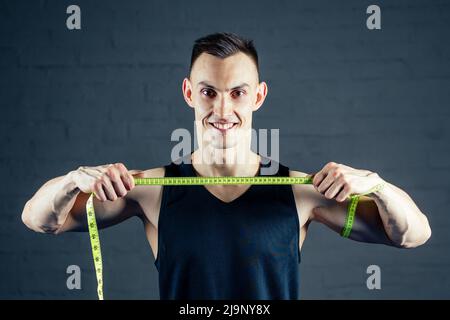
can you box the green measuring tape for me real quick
[85,175,385,299]
[341,181,386,238]
[86,194,103,299]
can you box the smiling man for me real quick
[22,32,432,300]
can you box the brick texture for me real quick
[0,0,449,299]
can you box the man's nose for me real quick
[213,96,234,118]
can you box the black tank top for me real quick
[155,153,301,299]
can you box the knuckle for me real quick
[115,162,126,170]
[94,180,103,188]
[106,169,119,180]
[93,186,103,199]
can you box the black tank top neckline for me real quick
[183,153,270,206]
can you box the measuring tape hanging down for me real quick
[86,194,104,300]
[85,175,385,300]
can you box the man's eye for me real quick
[232,90,245,98]
[202,89,216,98]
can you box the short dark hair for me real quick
[189,32,259,77]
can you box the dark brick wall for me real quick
[0,0,449,299]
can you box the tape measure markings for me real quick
[86,193,104,300]
[133,176,313,186]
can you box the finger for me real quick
[115,163,133,190]
[313,161,337,186]
[121,174,132,191]
[106,166,127,198]
[105,164,120,181]
[112,178,128,197]
[336,183,351,202]
[324,179,345,199]
[93,182,107,202]
[312,170,326,186]
[101,176,119,201]
[317,170,336,193]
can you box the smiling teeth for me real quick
[212,123,234,129]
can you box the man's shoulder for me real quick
[288,169,324,221]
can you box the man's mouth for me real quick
[208,122,238,133]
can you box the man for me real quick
[22,32,432,299]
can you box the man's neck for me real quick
[191,148,261,177]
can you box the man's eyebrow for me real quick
[197,81,250,91]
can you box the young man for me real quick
[22,32,432,299]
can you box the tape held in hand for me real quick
[85,176,386,299]
[341,181,387,238]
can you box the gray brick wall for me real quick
[0,0,448,299]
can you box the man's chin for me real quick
[200,128,241,150]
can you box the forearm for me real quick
[22,170,80,234]
[368,176,432,248]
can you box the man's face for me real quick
[182,52,267,150]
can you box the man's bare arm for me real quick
[314,181,432,248]
[21,163,144,234]
[291,164,432,248]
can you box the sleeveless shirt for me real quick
[155,153,301,299]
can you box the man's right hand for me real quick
[22,162,144,234]
[72,163,136,202]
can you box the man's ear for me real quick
[182,78,195,109]
[253,81,268,112]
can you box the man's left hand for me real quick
[310,162,385,202]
